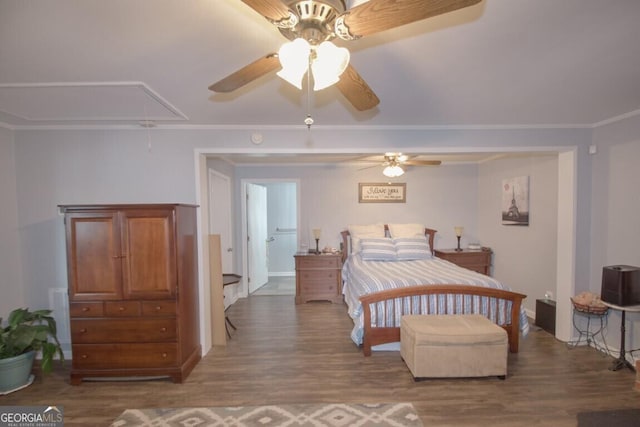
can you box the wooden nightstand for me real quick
[294,253,343,304]
[434,248,493,276]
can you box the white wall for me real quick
[477,155,559,315]
[591,114,640,357]
[0,127,23,315]
[235,162,481,253]
[11,125,592,353]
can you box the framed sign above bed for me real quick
[358,183,406,203]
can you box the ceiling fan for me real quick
[209,0,481,111]
[357,152,442,177]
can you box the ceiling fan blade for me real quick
[209,53,280,93]
[338,0,481,39]
[357,164,381,171]
[335,64,380,111]
[241,0,292,23]
[404,160,442,166]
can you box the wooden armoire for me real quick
[60,204,200,385]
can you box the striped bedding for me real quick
[341,253,530,346]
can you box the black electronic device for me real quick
[601,265,640,306]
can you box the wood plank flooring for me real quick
[3,295,639,426]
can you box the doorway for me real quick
[208,169,236,307]
[242,179,299,297]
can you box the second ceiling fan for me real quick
[357,153,442,177]
[209,0,481,111]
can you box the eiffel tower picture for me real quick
[502,176,529,225]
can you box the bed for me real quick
[340,224,529,356]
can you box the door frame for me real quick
[240,178,301,298]
[194,147,577,354]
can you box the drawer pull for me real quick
[160,327,167,332]
[118,307,125,311]
[81,354,88,359]
[161,353,168,358]
[82,307,90,312]
[80,328,87,333]
[155,306,162,311]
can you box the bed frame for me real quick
[340,226,526,356]
[358,284,526,356]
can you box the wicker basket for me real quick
[571,298,608,315]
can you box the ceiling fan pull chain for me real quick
[304,55,314,130]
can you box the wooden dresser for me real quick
[60,204,200,385]
[294,253,343,304]
[434,248,493,276]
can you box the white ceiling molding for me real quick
[591,109,640,129]
[0,82,188,124]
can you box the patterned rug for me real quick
[110,402,423,426]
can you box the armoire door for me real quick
[66,211,123,301]
[120,208,177,299]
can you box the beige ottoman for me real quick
[400,314,508,379]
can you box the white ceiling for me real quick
[1,0,639,130]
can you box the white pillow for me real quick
[348,223,386,254]
[388,223,426,238]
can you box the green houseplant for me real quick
[0,308,64,392]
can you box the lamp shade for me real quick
[311,41,350,91]
[277,38,311,89]
[383,165,404,177]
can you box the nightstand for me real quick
[434,248,493,276]
[294,253,343,304]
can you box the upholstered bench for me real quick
[400,314,508,379]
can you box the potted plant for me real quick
[0,308,64,393]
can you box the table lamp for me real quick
[312,228,321,254]
[454,226,464,251]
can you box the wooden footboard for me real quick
[359,285,526,356]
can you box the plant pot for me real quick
[0,350,36,393]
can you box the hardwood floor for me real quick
[251,275,295,296]
[4,296,639,426]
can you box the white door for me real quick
[247,183,268,293]
[208,169,233,272]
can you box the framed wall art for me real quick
[358,183,406,203]
[502,176,529,225]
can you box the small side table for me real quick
[294,253,343,304]
[601,301,640,371]
[223,274,241,338]
[434,248,492,276]
[567,306,608,351]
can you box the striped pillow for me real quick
[394,236,432,260]
[360,238,397,261]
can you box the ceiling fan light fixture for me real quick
[383,164,404,178]
[311,41,350,91]
[276,38,311,89]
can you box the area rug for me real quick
[110,402,423,426]
[576,408,640,427]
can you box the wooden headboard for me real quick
[340,226,437,263]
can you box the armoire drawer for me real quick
[141,300,176,316]
[105,301,141,317]
[69,302,105,318]
[72,343,178,369]
[71,318,177,343]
